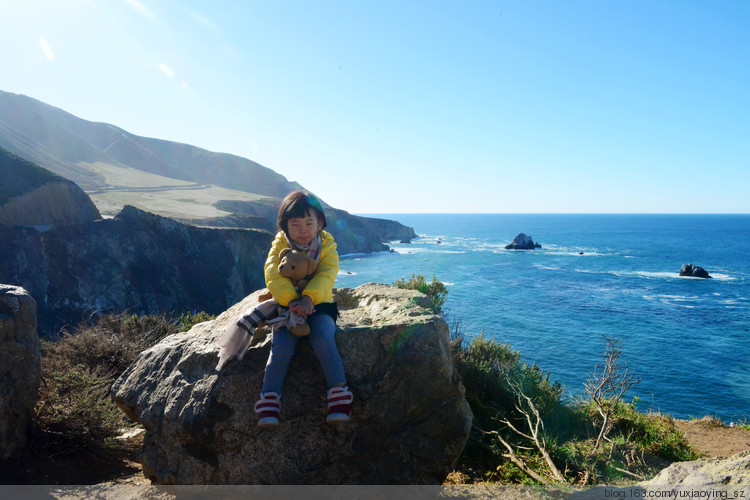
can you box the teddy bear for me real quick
[258,248,317,336]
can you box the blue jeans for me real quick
[261,312,346,394]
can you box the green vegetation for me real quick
[34,311,214,453]
[392,273,448,314]
[178,310,217,332]
[451,330,701,485]
[395,274,702,486]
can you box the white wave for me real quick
[642,293,701,308]
[391,246,466,255]
[708,272,734,281]
[573,268,599,274]
[338,270,357,276]
[339,250,392,258]
[533,264,563,271]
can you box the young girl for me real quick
[254,191,352,428]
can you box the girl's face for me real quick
[287,212,321,246]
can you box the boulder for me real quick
[644,449,750,487]
[111,283,472,484]
[680,264,712,278]
[505,233,542,250]
[571,450,750,499]
[0,285,41,458]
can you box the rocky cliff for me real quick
[111,283,472,484]
[0,206,272,336]
[0,285,40,459]
[0,146,101,226]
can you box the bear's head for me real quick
[278,248,317,284]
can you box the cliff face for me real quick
[0,206,272,336]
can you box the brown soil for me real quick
[3,420,750,485]
[674,418,750,459]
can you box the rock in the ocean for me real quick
[0,285,41,458]
[680,264,712,278]
[111,283,472,485]
[504,233,542,250]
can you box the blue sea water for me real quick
[335,214,750,422]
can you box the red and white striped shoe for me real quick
[326,386,353,424]
[254,392,281,428]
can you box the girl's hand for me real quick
[289,296,315,317]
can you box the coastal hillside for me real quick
[0,91,416,253]
[0,91,294,197]
[0,146,101,226]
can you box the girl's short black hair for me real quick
[277,190,328,234]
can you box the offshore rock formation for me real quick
[111,283,472,484]
[680,264,712,279]
[0,285,40,458]
[505,233,542,250]
[0,146,101,227]
[0,206,272,336]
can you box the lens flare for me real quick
[39,38,54,61]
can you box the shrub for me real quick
[34,312,181,447]
[611,402,702,462]
[178,310,216,332]
[450,331,569,484]
[393,273,448,314]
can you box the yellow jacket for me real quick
[264,230,338,307]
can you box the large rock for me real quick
[680,263,712,278]
[505,233,542,250]
[0,285,41,458]
[645,449,750,487]
[571,450,750,499]
[112,283,472,484]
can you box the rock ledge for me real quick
[112,283,472,484]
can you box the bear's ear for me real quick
[306,257,317,275]
[279,248,291,259]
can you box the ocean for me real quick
[335,214,750,422]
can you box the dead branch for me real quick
[584,335,641,450]
[500,379,566,483]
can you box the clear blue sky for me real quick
[2,0,749,213]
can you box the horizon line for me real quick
[354,212,750,216]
